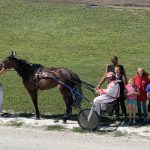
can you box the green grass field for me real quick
[0,0,150,115]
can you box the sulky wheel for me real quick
[78,109,99,131]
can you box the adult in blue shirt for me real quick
[146,84,150,121]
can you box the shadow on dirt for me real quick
[1,112,150,131]
[1,112,78,121]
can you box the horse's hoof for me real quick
[62,120,67,124]
[32,115,41,120]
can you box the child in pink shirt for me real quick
[125,78,140,125]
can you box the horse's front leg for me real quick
[28,89,40,119]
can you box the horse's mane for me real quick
[14,58,44,80]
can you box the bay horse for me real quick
[0,52,82,123]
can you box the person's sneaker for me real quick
[127,120,132,126]
[133,120,136,125]
[0,112,5,118]
[116,116,121,121]
[137,117,142,122]
[115,120,121,124]
[0,112,3,116]
[123,117,128,124]
[147,118,150,123]
[143,118,147,125]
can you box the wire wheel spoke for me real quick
[78,109,99,130]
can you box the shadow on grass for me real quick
[72,123,124,135]
[46,125,65,131]
[6,120,24,127]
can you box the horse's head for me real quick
[0,51,17,71]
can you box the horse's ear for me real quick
[11,51,17,57]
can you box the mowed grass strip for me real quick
[0,0,150,114]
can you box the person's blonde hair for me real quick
[128,77,134,84]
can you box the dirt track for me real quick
[1,126,150,150]
[30,0,150,7]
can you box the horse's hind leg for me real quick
[58,86,73,123]
[63,95,73,123]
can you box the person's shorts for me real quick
[127,99,137,106]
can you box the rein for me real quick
[39,76,93,106]
[67,79,96,95]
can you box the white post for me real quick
[0,85,3,114]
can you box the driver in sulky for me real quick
[93,72,120,116]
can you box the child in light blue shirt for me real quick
[146,84,150,121]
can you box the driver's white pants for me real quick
[93,94,115,116]
[0,86,3,113]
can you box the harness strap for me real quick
[35,68,44,89]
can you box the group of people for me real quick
[93,56,150,125]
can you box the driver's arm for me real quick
[95,88,107,95]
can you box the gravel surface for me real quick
[0,126,150,150]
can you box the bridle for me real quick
[1,62,15,72]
